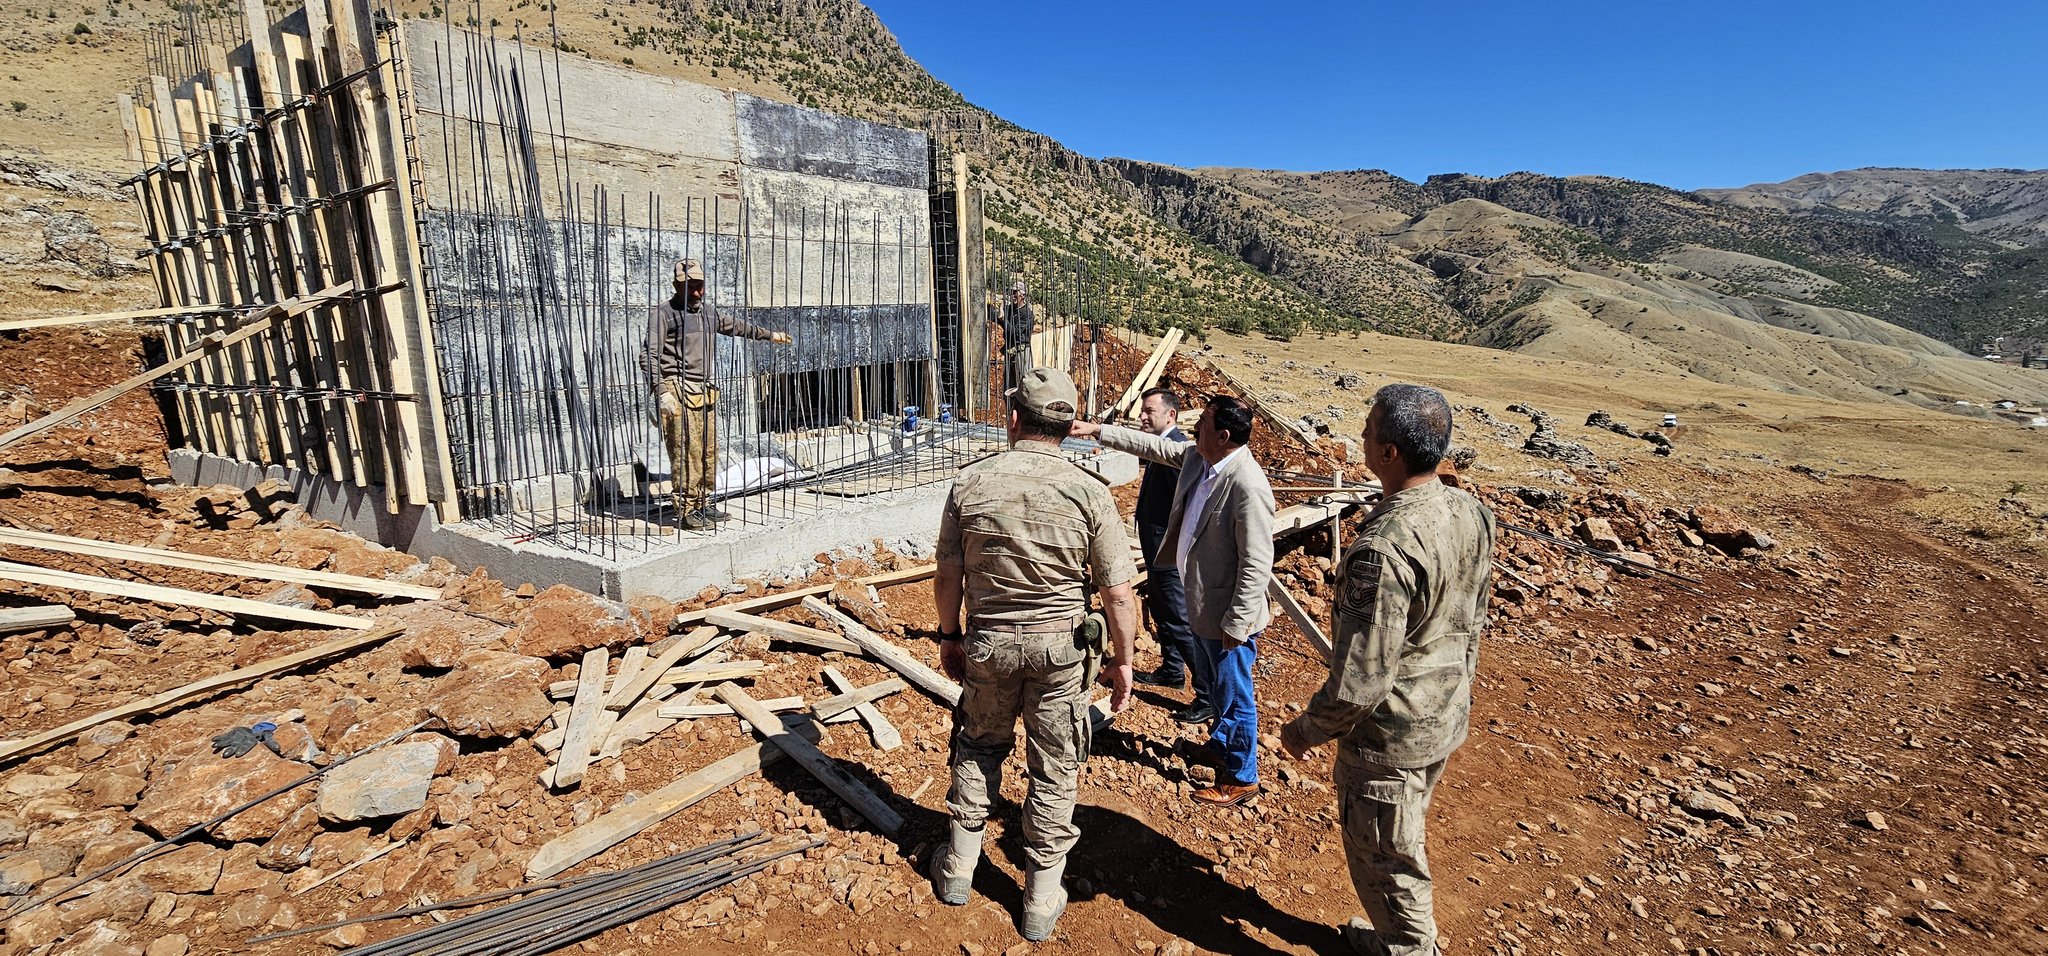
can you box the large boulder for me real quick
[426,651,553,738]
[317,736,456,823]
[42,211,114,277]
[1575,517,1624,553]
[508,586,634,659]
[130,751,313,842]
[1690,505,1776,555]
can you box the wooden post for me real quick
[802,596,961,707]
[0,621,403,765]
[714,684,903,837]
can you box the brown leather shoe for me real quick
[1191,781,1258,806]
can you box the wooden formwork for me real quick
[121,0,457,520]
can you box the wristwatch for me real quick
[938,628,962,642]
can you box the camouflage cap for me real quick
[1007,366,1079,423]
[674,258,705,283]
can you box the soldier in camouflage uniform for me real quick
[930,367,1139,943]
[1280,383,1496,956]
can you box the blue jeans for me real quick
[1189,632,1259,786]
[1145,565,1210,709]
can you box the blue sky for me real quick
[863,0,2047,190]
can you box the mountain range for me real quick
[0,0,2041,409]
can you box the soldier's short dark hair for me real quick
[1371,384,1453,472]
[1139,387,1179,411]
[1206,395,1254,446]
[1010,393,1074,442]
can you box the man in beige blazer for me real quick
[1072,394,1275,804]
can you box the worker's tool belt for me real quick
[966,613,1084,635]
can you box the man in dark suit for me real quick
[1129,387,1213,723]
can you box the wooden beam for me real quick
[0,620,402,764]
[1267,578,1334,663]
[0,559,366,629]
[700,608,860,654]
[1102,327,1183,422]
[603,626,717,713]
[674,565,936,628]
[655,696,805,720]
[550,647,609,789]
[802,596,961,707]
[822,665,902,751]
[525,682,894,879]
[0,306,229,332]
[0,605,74,635]
[714,684,903,838]
[0,283,353,450]
[545,662,768,700]
[594,684,677,761]
[0,527,440,600]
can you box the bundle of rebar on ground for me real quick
[253,830,810,956]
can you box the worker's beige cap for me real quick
[1006,367,1079,423]
[674,258,706,283]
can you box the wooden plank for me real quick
[603,626,717,712]
[0,559,366,629]
[524,715,822,879]
[674,565,936,628]
[525,682,895,878]
[0,284,352,450]
[0,527,440,600]
[701,608,860,654]
[0,605,74,635]
[1267,578,1334,663]
[242,0,348,479]
[594,684,677,760]
[545,661,767,700]
[550,647,609,789]
[656,696,805,720]
[375,17,461,522]
[1102,327,1183,422]
[714,684,903,838]
[822,665,901,751]
[0,620,401,764]
[0,308,209,332]
[802,596,960,707]
[1273,499,1351,537]
[602,647,650,709]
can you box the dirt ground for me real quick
[2,295,2046,956]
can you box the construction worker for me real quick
[931,366,1139,942]
[642,258,791,531]
[1279,383,1496,956]
[997,279,1037,392]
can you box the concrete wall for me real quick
[401,22,938,502]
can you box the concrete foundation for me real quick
[170,445,1141,600]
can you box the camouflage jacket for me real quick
[936,440,1135,627]
[1287,479,1496,768]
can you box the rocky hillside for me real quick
[3,0,2042,396]
[1700,167,2048,247]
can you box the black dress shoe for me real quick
[1132,668,1185,689]
[1170,704,1216,725]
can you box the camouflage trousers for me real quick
[655,377,717,512]
[945,622,1092,871]
[1336,756,1447,956]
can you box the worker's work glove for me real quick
[770,331,793,345]
[211,721,281,758]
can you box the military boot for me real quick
[930,820,982,905]
[1018,859,1068,942]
